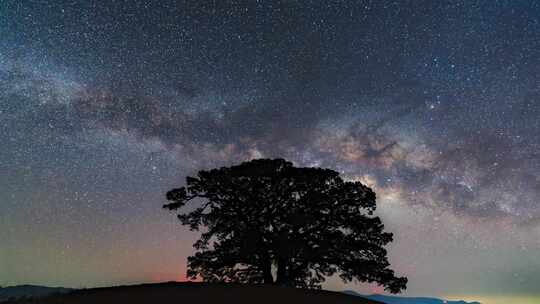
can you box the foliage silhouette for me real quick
[164,158,407,293]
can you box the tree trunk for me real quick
[275,257,289,286]
[259,253,274,284]
[262,258,274,284]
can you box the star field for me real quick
[1,1,539,302]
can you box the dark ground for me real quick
[3,282,383,304]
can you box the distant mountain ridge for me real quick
[0,285,72,302]
[343,290,481,304]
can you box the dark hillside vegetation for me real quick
[3,282,383,304]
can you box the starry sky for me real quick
[0,1,539,303]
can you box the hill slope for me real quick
[4,282,383,304]
[0,285,72,302]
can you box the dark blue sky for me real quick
[1,1,539,302]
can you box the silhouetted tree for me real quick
[164,158,407,293]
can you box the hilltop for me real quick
[3,282,382,304]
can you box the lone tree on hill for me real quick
[164,158,407,293]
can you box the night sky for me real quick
[1,1,539,303]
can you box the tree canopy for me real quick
[164,158,407,293]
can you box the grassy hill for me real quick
[3,282,383,304]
